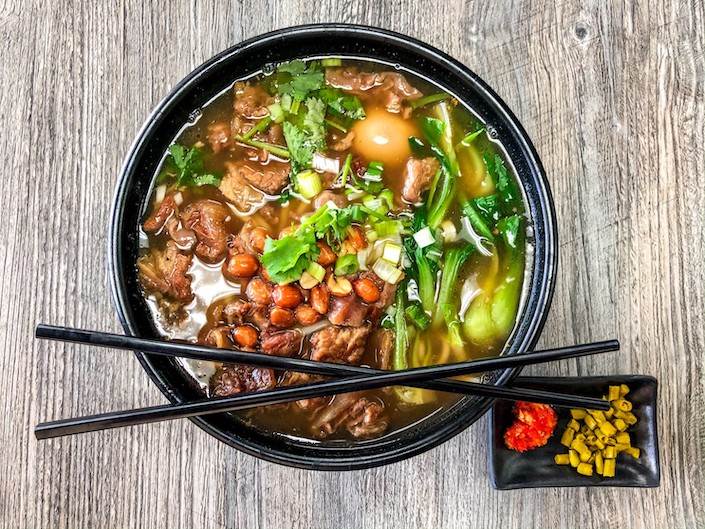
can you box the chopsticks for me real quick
[34,324,617,439]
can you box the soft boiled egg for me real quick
[350,108,416,166]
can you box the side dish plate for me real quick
[490,375,660,489]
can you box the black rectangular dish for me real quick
[490,375,660,490]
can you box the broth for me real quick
[137,58,528,441]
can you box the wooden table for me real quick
[1,2,703,528]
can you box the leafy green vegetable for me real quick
[236,136,290,158]
[393,282,409,372]
[497,214,521,249]
[405,302,431,330]
[276,60,324,101]
[418,116,445,145]
[433,243,476,349]
[260,229,320,284]
[319,87,366,120]
[280,97,327,179]
[345,160,385,194]
[484,153,520,210]
[408,136,430,158]
[159,144,221,187]
[473,194,501,224]
[463,216,524,344]
[303,97,327,146]
[424,103,460,229]
[402,205,439,313]
[282,121,314,176]
[461,200,495,243]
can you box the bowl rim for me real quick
[108,23,558,470]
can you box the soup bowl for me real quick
[109,24,557,470]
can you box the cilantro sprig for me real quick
[260,202,369,284]
[158,144,222,187]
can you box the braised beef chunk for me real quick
[235,160,290,195]
[211,363,276,396]
[346,397,389,438]
[143,195,177,233]
[216,299,252,325]
[137,241,193,302]
[234,82,273,120]
[214,299,271,330]
[310,325,371,365]
[402,157,440,203]
[181,200,230,262]
[311,391,389,438]
[207,122,232,154]
[227,221,258,256]
[231,82,284,151]
[280,371,330,411]
[219,161,266,214]
[325,68,423,114]
[143,195,197,248]
[260,330,303,357]
[327,294,368,327]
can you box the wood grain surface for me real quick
[1,1,703,528]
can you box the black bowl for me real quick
[108,24,558,470]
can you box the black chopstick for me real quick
[34,325,616,439]
[36,324,618,397]
[35,375,609,439]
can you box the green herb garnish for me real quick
[159,144,221,187]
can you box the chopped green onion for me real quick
[335,254,359,276]
[379,188,395,210]
[296,169,322,199]
[268,103,285,124]
[372,258,403,284]
[363,195,390,216]
[290,98,301,115]
[412,226,435,249]
[321,58,343,67]
[349,204,367,224]
[357,249,369,271]
[306,261,326,283]
[360,205,387,221]
[409,92,451,109]
[241,116,273,141]
[364,161,384,181]
[236,136,290,158]
[280,94,293,112]
[365,229,379,243]
[324,118,347,132]
[381,242,403,265]
[374,220,403,237]
[299,271,319,289]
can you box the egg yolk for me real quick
[350,108,416,166]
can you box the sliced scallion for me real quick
[372,258,403,284]
[413,226,435,249]
[296,170,322,199]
